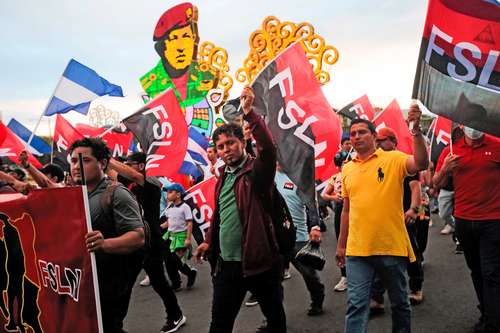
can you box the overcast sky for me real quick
[0,0,427,135]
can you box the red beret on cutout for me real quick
[153,2,195,41]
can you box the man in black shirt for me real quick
[108,152,186,333]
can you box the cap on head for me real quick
[153,2,196,41]
[377,127,398,143]
[163,183,185,195]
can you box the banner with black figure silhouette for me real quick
[412,0,500,137]
[0,187,102,333]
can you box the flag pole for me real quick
[48,116,54,164]
[427,117,437,162]
[27,60,70,146]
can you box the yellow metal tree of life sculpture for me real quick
[236,16,340,86]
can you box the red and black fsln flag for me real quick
[413,0,500,137]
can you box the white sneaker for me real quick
[283,269,291,280]
[334,277,348,292]
[139,275,150,287]
[440,224,454,235]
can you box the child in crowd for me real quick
[161,183,197,290]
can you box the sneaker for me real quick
[334,277,348,292]
[369,299,385,315]
[283,269,291,280]
[455,243,464,254]
[409,290,423,305]
[139,275,150,287]
[307,304,324,316]
[440,224,454,235]
[245,294,259,307]
[187,269,197,288]
[161,315,186,333]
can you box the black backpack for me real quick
[261,185,296,255]
[100,183,151,250]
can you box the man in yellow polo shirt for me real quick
[336,104,429,333]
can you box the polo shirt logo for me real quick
[284,182,294,190]
[377,167,385,183]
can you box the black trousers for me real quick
[406,223,424,292]
[209,259,286,333]
[116,247,182,331]
[455,218,500,332]
[415,217,430,260]
[334,203,346,277]
[290,241,325,307]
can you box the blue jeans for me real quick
[346,256,411,333]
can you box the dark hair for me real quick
[69,137,111,170]
[349,118,377,134]
[341,137,351,145]
[212,123,244,145]
[41,164,64,183]
[126,152,147,164]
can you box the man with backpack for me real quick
[107,152,187,333]
[194,87,290,333]
[69,138,146,333]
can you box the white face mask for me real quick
[463,126,484,140]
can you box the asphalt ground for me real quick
[125,214,480,333]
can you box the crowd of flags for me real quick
[2,0,499,183]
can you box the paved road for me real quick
[125,215,479,333]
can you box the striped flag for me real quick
[7,118,51,156]
[44,59,123,116]
[179,127,210,179]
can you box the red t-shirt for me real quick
[442,135,500,220]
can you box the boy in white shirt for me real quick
[161,183,197,290]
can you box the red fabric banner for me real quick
[337,94,376,121]
[273,42,343,182]
[413,0,500,137]
[76,124,133,158]
[123,89,189,177]
[53,115,84,170]
[0,121,42,168]
[183,176,217,238]
[0,187,101,332]
[373,100,413,154]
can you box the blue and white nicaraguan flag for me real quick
[179,127,210,179]
[7,118,51,156]
[44,59,123,116]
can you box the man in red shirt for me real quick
[433,126,500,332]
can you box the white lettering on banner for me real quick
[146,154,164,169]
[269,67,294,97]
[350,104,369,120]
[436,129,451,146]
[112,144,123,157]
[56,135,68,153]
[143,105,174,169]
[0,148,15,157]
[375,122,386,132]
[38,260,82,302]
[425,25,499,91]
[183,188,212,235]
[270,67,328,168]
